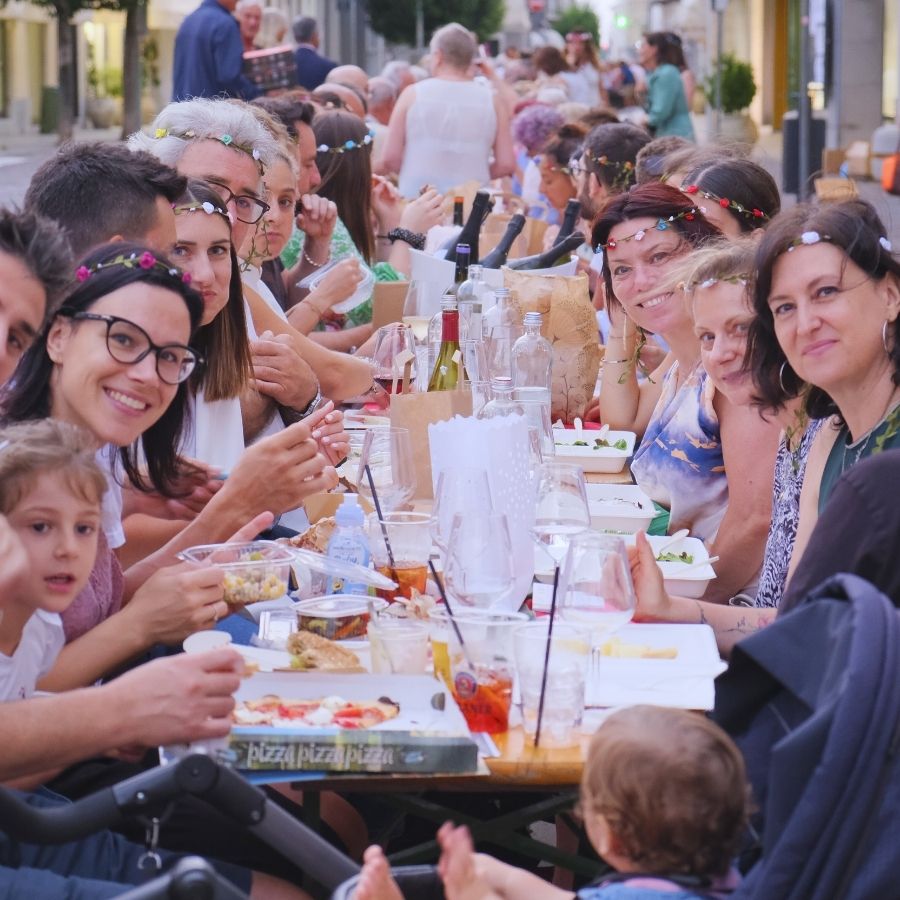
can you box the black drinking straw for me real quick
[364,463,398,584]
[428,558,473,670]
[534,564,560,748]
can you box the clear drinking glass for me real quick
[432,468,494,551]
[356,426,416,514]
[531,462,590,566]
[444,512,515,609]
[401,280,432,345]
[371,324,417,395]
[559,532,636,641]
[513,620,590,748]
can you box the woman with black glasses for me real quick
[0,241,334,690]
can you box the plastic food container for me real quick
[294,595,387,641]
[552,429,636,473]
[623,534,717,599]
[586,484,655,533]
[178,541,292,608]
[296,259,375,315]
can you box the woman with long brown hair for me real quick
[311,109,443,336]
[595,182,780,601]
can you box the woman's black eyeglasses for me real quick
[63,312,202,385]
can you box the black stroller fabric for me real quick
[714,574,900,900]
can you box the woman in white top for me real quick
[565,32,607,106]
[379,22,515,197]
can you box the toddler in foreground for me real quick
[356,705,747,900]
[0,420,105,701]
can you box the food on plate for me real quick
[290,517,337,554]
[598,636,678,659]
[656,551,695,564]
[557,438,628,451]
[287,631,362,670]
[233,693,400,729]
[223,556,288,606]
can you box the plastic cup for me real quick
[367,618,429,674]
[427,608,529,734]
[513,621,590,748]
[367,512,433,602]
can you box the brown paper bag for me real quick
[389,390,473,499]
[501,269,600,424]
[371,282,408,329]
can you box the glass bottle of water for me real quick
[481,287,519,340]
[476,376,525,420]
[512,312,553,411]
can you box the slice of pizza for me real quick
[287,631,361,671]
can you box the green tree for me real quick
[551,4,599,44]
[367,0,505,47]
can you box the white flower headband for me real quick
[786,230,893,254]
[316,131,375,155]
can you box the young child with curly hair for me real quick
[357,705,747,900]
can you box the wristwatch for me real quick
[279,383,322,425]
[385,228,426,251]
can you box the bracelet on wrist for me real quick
[302,246,330,267]
[604,357,633,365]
[385,227,426,251]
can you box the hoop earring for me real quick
[883,320,891,354]
[778,360,791,394]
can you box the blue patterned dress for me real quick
[630,362,727,542]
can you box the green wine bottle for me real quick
[427,297,464,391]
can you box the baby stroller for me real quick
[715,573,900,899]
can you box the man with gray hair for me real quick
[292,16,336,89]
[366,76,396,161]
[381,60,415,94]
[130,98,373,416]
[235,0,262,52]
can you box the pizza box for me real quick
[228,672,480,774]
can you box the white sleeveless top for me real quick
[398,78,497,198]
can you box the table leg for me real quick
[382,791,603,880]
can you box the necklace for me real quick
[840,395,900,475]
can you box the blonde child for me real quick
[357,706,747,900]
[0,419,105,701]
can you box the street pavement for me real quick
[0,124,898,244]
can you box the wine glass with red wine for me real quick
[371,324,418,396]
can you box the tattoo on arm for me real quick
[724,612,775,637]
[694,601,710,626]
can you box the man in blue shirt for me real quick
[292,16,336,90]
[173,0,260,101]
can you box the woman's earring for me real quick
[883,320,892,354]
[778,360,790,394]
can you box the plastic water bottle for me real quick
[512,312,553,412]
[326,495,370,594]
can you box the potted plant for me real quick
[704,53,758,143]
[86,45,123,129]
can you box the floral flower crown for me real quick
[173,201,229,219]
[316,131,375,154]
[683,185,767,221]
[152,128,264,171]
[683,273,751,291]
[785,230,893,254]
[582,153,636,190]
[596,208,700,251]
[75,251,192,285]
